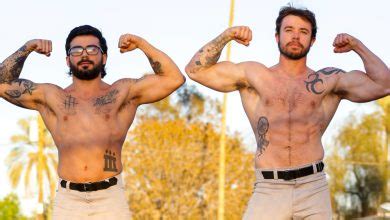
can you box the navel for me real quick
[105,114,110,120]
[63,116,68,121]
[310,101,316,108]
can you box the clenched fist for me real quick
[333,33,360,53]
[118,34,143,53]
[25,39,52,56]
[224,26,252,46]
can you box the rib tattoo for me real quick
[256,116,270,157]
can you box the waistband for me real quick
[255,161,324,181]
[59,173,122,192]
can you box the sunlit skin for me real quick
[186,15,390,169]
[0,34,185,182]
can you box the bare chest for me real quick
[41,90,136,142]
[258,79,324,115]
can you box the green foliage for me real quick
[0,194,27,220]
[327,97,390,217]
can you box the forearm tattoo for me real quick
[0,45,31,84]
[147,57,163,74]
[190,34,230,73]
[256,116,270,157]
[104,150,118,172]
[304,67,346,94]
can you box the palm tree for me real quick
[5,115,58,219]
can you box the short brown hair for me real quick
[275,6,317,39]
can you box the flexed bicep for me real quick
[334,70,388,102]
[0,79,45,109]
[187,61,249,92]
[185,26,252,92]
[126,73,183,105]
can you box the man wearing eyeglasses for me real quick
[0,25,185,219]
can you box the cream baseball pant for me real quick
[52,174,131,220]
[243,163,332,220]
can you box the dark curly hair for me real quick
[65,25,108,78]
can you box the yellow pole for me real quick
[383,118,389,203]
[37,115,44,220]
[218,0,235,219]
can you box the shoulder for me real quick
[112,78,137,85]
[238,61,269,79]
[233,62,269,91]
[315,67,347,77]
[238,61,268,71]
[111,78,141,90]
[239,61,270,82]
[41,83,64,91]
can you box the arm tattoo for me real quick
[191,34,230,73]
[256,116,270,157]
[147,57,163,74]
[0,45,31,84]
[5,79,36,98]
[304,67,346,95]
[94,89,119,106]
[104,150,118,172]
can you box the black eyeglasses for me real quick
[68,45,103,56]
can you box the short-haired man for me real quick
[0,25,185,219]
[185,6,389,219]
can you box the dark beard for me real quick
[278,41,311,60]
[69,60,103,80]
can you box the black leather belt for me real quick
[261,162,324,181]
[60,177,118,192]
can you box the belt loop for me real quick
[313,163,318,173]
[273,170,278,179]
[66,181,70,192]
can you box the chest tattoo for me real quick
[304,67,346,95]
[94,89,119,114]
[62,95,78,115]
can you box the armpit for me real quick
[235,79,249,90]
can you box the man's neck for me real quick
[277,55,309,77]
[69,77,107,98]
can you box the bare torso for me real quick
[239,62,342,168]
[38,80,136,182]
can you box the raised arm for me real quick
[185,26,252,92]
[332,33,390,102]
[0,39,53,109]
[117,34,185,105]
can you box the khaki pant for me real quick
[243,163,332,220]
[52,174,131,220]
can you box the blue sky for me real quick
[0,0,389,216]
